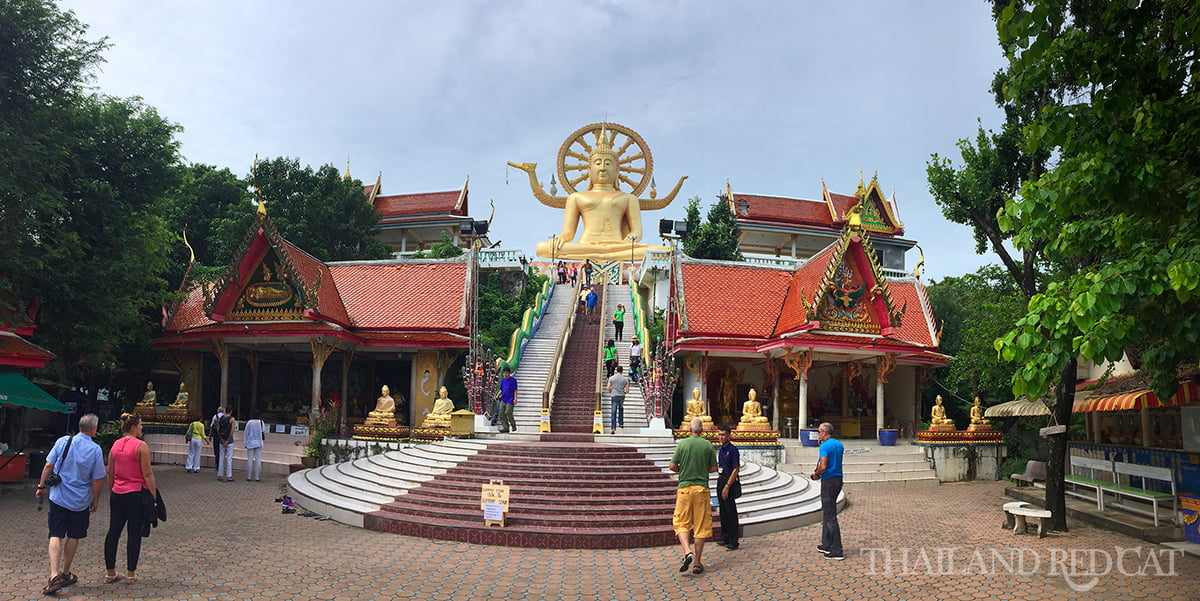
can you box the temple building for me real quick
[364,176,493,254]
[0,300,66,414]
[639,173,946,438]
[153,210,472,427]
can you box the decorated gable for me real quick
[815,254,880,335]
[826,173,903,235]
[805,228,905,336]
[229,247,305,321]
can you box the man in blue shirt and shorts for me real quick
[35,413,107,595]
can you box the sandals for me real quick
[42,574,65,595]
[104,575,123,584]
[678,552,693,573]
[125,576,138,584]
[692,564,705,575]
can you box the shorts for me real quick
[48,500,90,539]
[672,485,713,538]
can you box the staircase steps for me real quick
[779,440,940,487]
[548,286,603,433]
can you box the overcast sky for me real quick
[58,0,1008,280]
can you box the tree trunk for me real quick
[1044,359,1077,532]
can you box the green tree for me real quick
[209,157,393,264]
[410,232,464,259]
[681,195,743,261]
[0,1,182,397]
[925,265,1025,410]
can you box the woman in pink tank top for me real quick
[103,413,158,584]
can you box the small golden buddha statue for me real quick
[170,381,189,409]
[420,386,455,429]
[967,396,993,431]
[929,395,956,431]
[737,388,770,431]
[366,385,397,426]
[137,381,157,408]
[683,387,713,429]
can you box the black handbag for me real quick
[44,434,75,487]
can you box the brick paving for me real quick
[2,466,1196,600]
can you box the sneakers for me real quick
[817,545,830,554]
[824,553,845,560]
[678,552,694,573]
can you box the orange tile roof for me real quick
[330,262,467,330]
[886,280,936,347]
[679,262,792,338]
[278,240,350,326]
[0,330,54,366]
[374,190,463,218]
[165,285,213,331]
[774,244,839,335]
[731,193,835,228]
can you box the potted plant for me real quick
[300,408,337,468]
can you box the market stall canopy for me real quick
[0,371,67,413]
[984,398,1051,418]
[1072,380,1198,413]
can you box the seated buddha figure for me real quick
[738,388,770,430]
[137,381,157,408]
[366,385,397,426]
[420,386,456,429]
[968,396,993,430]
[531,128,661,261]
[683,387,713,429]
[929,395,956,430]
[170,381,189,409]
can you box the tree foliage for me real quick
[993,0,1200,401]
[477,270,548,357]
[0,1,181,386]
[925,265,1026,410]
[681,195,743,261]
[410,232,464,259]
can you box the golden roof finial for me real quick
[252,154,267,218]
[344,155,351,180]
[855,166,866,197]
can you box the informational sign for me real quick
[292,425,310,437]
[480,480,510,510]
[275,424,287,433]
[483,503,505,521]
[66,402,78,415]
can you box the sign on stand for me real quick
[481,479,510,527]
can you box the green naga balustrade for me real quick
[495,278,554,373]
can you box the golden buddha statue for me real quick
[929,395,956,431]
[170,381,189,409]
[511,123,686,262]
[420,386,455,429]
[366,385,397,426]
[137,381,157,408]
[683,387,713,429]
[737,388,770,430]
[968,396,993,431]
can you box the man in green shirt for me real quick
[669,417,718,575]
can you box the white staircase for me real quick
[778,439,939,488]
[599,284,648,432]
[508,284,576,432]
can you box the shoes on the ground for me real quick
[104,574,122,584]
[817,545,830,554]
[42,574,65,595]
[692,564,705,575]
[725,544,739,550]
[824,553,845,560]
[678,552,693,573]
[282,507,296,514]
[58,572,77,588]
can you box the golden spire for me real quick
[252,154,267,218]
[854,166,866,197]
[344,155,351,180]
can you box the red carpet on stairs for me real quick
[549,297,603,434]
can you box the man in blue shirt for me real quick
[497,368,518,433]
[716,425,741,550]
[35,413,107,595]
[811,422,845,560]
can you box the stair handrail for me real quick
[593,283,608,426]
[629,280,657,418]
[496,277,553,374]
[542,277,584,420]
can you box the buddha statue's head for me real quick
[439,386,448,399]
[974,396,981,406]
[146,381,153,391]
[692,387,700,401]
[382,385,390,397]
[588,127,618,188]
[178,381,186,392]
[748,388,757,402]
[935,395,943,405]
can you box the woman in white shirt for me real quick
[242,416,265,481]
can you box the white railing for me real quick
[478,248,526,268]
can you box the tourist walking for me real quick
[669,417,718,575]
[603,339,618,378]
[216,410,236,481]
[578,287,589,315]
[35,413,106,596]
[613,303,625,341]
[103,412,159,585]
[606,365,629,434]
[569,264,577,285]
[585,287,598,321]
[497,367,518,433]
[812,422,845,560]
[208,407,225,475]
[629,337,643,383]
[716,425,742,550]
[242,415,266,481]
[185,414,207,473]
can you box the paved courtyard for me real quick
[1,464,1196,601]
